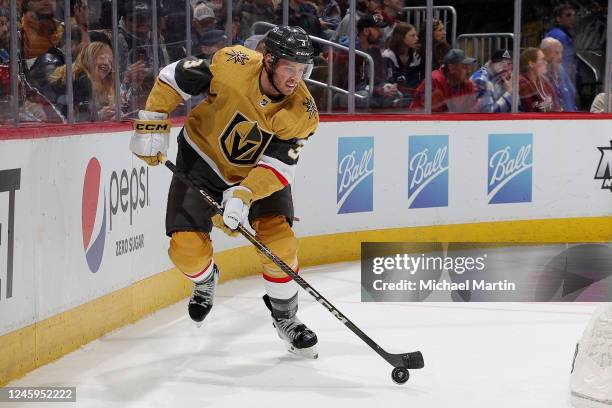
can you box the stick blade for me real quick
[402,351,424,369]
[384,350,425,369]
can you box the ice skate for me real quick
[263,294,318,359]
[570,341,612,408]
[188,265,219,327]
[570,304,612,408]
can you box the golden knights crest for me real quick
[226,50,250,65]
[220,112,274,166]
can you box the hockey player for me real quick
[129,26,319,358]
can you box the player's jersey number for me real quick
[183,59,205,69]
[288,139,305,160]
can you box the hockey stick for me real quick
[162,158,424,383]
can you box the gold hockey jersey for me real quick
[144,45,319,200]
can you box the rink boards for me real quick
[0,116,611,384]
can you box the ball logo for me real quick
[488,134,533,204]
[337,137,374,214]
[82,158,106,273]
[408,135,449,209]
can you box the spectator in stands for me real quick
[205,0,223,15]
[318,0,341,40]
[89,30,111,47]
[356,14,399,106]
[70,0,89,48]
[0,3,63,123]
[21,0,65,60]
[117,0,169,115]
[197,29,226,61]
[286,0,324,39]
[590,93,612,113]
[192,3,216,47]
[117,0,168,75]
[161,7,187,62]
[410,48,477,113]
[69,26,86,59]
[29,27,85,98]
[333,0,381,42]
[238,0,279,39]
[10,72,65,122]
[0,0,23,16]
[544,3,578,88]
[48,41,117,121]
[540,37,576,112]
[470,48,513,113]
[213,8,243,46]
[0,1,49,119]
[416,18,450,74]
[0,8,9,64]
[28,44,65,97]
[337,13,399,108]
[380,0,402,41]
[97,0,112,29]
[244,33,266,53]
[382,22,421,105]
[518,47,561,112]
[230,12,244,45]
[157,2,170,40]
[29,24,88,94]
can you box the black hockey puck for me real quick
[391,367,409,384]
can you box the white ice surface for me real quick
[7,261,594,408]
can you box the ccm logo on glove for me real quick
[135,122,170,132]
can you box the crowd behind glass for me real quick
[0,0,610,125]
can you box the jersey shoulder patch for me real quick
[209,46,262,91]
[212,46,262,70]
[295,82,319,120]
[224,48,252,65]
[302,95,318,120]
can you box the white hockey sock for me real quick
[263,278,298,301]
[183,260,216,284]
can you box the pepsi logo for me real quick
[82,158,106,273]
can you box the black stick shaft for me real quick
[164,159,423,369]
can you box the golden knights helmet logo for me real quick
[220,112,274,166]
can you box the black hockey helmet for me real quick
[264,26,314,65]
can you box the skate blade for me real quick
[571,392,612,408]
[193,320,204,328]
[286,342,318,359]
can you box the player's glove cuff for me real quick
[212,214,241,237]
[221,186,253,230]
[133,110,171,136]
[223,186,254,207]
[130,111,171,165]
[135,152,165,166]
